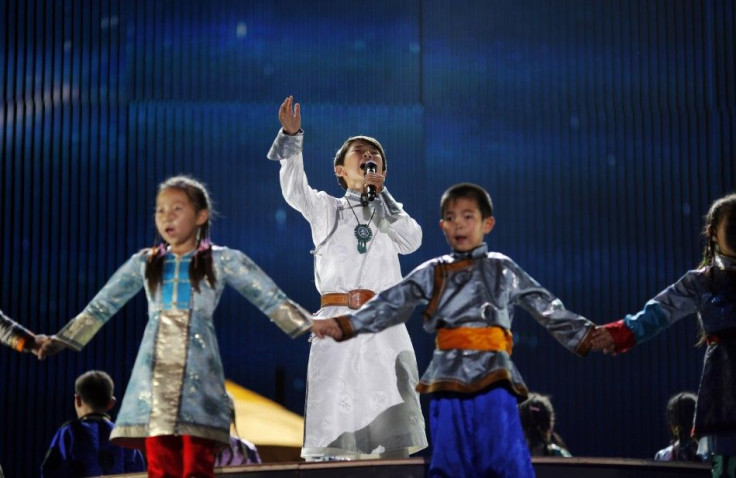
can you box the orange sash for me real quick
[436,326,513,355]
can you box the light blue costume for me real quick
[54,246,310,449]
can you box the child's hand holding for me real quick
[588,326,616,355]
[278,96,301,135]
[28,334,51,356]
[312,318,343,341]
[37,336,69,360]
[363,169,385,196]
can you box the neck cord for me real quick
[346,196,376,254]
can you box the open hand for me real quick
[278,96,301,135]
[312,318,343,340]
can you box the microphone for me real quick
[360,161,378,205]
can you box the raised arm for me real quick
[279,96,301,135]
[267,97,336,242]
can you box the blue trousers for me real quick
[429,386,535,478]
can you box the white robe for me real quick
[268,130,428,459]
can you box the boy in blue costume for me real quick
[313,183,598,477]
[41,370,146,477]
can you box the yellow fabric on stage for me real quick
[224,380,303,448]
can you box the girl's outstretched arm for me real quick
[588,326,616,354]
[222,247,312,338]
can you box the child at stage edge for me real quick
[313,182,598,477]
[267,96,427,460]
[518,392,572,457]
[592,192,736,476]
[38,175,311,478]
[215,393,261,467]
[41,370,146,477]
[654,391,701,462]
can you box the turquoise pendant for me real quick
[354,224,373,254]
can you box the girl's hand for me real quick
[278,96,301,135]
[37,336,68,360]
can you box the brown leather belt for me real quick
[321,289,376,310]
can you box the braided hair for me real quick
[665,392,698,461]
[700,193,736,268]
[145,176,216,294]
[696,193,736,346]
[518,393,568,456]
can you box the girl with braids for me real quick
[38,175,311,478]
[591,192,736,477]
[654,392,701,462]
[518,393,571,457]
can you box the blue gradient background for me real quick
[1,1,733,475]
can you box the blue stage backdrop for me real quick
[1,0,733,475]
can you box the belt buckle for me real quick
[347,290,363,309]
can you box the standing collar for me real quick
[80,412,113,422]
[166,248,196,259]
[345,189,363,201]
[451,243,488,260]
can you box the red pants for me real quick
[145,435,216,478]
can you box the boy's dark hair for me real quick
[75,370,114,411]
[440,183,494,219]
[333,136,387,190]
[146,175,217,294]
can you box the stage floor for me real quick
[113,457,711,477]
